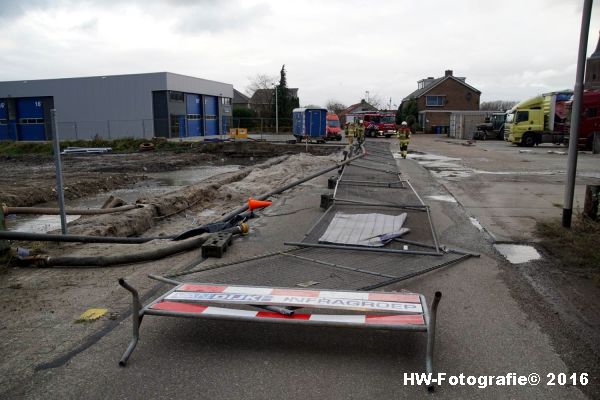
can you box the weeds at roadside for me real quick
[536,215,600,283]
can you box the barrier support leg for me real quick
[426,292,442,392]
[119,278,144,367]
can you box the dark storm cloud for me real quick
[0,0,52,19]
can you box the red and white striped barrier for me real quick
[119,277,442,390]
[162,283,423,314]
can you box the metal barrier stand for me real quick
[117,277,443,390]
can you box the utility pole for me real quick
[562,0,593,228]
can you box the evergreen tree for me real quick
[397,98,419,129]
[274,64,298,120]
[232,107,257,129]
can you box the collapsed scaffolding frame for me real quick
[286,142,443,257]
[170,140,478,293]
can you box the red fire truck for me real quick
[345,111,397,138]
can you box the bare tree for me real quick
[325,99,347,114]
[480,100,518,111]
[367,93,383,109]
[245,73,278,96]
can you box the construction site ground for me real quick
[0,141,335,207]
[0,135,598,399]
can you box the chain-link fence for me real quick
[55,119,157,140]
[230,117,293,134]
[52,117,295,140]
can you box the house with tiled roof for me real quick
[249,88,299,117]
[338,100,378,125]
[400,70,481,134]
[233,89,250,109]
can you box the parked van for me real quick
[325,113,342,141]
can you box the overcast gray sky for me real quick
[1,0,599,108]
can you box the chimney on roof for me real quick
[445,70,453,77]
[418,77,436,89]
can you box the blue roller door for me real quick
[186,94,203,136]
[0,100,8,140]
[204,96,218,135]
[17,98,46,140]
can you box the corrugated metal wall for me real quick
[0,73,233,140]
[448,111,491,139]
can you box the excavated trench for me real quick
[2,146,346,265]
[2,143,343,236]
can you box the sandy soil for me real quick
[0,148,343,393]
[0,142,338,207]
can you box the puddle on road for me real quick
[5,214,81,234]
[5,164,241,233]
[580,171,600,179]
[494,244,542,264]
[427,195,457,203]
[407,152,565,180]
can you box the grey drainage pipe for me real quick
[2,204,140,215]
[27,223,247,267]
[38,235,209,267]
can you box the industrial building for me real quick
[0,72,233,141]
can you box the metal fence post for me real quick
[51,110,68,235]
[0,205,9,254]
[74,121,78,140]
[261,118,264,140]
[107,120,111,139]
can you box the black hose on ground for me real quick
[0,231,171,244]
[172,210,255,241]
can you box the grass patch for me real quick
[536,215,600,270]
[0,141,53,155]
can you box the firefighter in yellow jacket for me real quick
[355,120,365,144]
[345,121,355,145]
[397,121,411,158]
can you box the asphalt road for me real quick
[3,137,595,399]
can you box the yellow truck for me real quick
[505,91,572,147]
